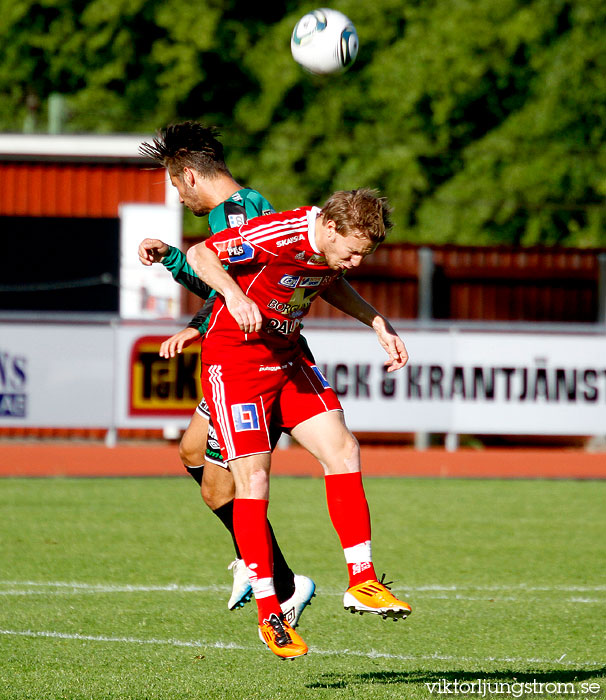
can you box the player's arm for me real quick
[138,237,213,299]
[158,292,217,358]
[186,242,262,333]
[159,327,200,358]
[321,277,409,372]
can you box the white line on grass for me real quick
[411,584,606,592]
[0,628,603,668]
[2,580,605,593]
[0,628,244,650]
[6,590,604,604]
[1,581,605,604]
[0,581,230,594]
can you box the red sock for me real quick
[324,472,377,586]
[233,498,281,623]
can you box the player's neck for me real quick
[207,176,244,208]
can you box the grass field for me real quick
[1,475,604,700]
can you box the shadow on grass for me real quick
[306,667,606,690]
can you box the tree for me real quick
[2,0,606,245]
[230,0,606,246]
[0,0,295,132]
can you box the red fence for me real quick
[0,162,164,217]
[182,241,606,324]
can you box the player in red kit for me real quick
[187,189,412,659]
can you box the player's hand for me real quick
[159,327,201,358]
[224,290,263,333]
[138,238,170,265]
[372,316,409,372]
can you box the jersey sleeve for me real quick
[186,293,217,335]
[204,220,276,266]
[161,245,213,299]
[244,192,275,219]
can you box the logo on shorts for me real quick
[232,403,260,431]
[312,365,331,389]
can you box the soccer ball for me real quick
[291,8,359,76]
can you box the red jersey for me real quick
[202,206,340,364]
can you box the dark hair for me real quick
[139,121,232,178]
[320,188,393,243]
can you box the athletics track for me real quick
[0,444,605,479]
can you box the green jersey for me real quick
[161,188,275,334]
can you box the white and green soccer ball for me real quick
[291,8,358,75]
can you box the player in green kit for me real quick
[138,122,315,626]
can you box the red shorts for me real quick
[201,354,342,462]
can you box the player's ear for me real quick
[325,219,338,240]
[183,167,196,188]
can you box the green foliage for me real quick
[1,0,606,245]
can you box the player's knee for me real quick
[249,468,270,496]
[178,437,205,467]
[342,430,360,466]
[200,481,215,508]
[201,479,233,510]
[324,429,360,474]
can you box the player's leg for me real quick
[179,409,208,486]
[266,425,315,623]
[180,408,241,554]
[185,401,304,613]
[291,411,411,620]
[203,364,308,658]
[290,410,377,581]
[229,452,307,658]
[179,405,250,608]
[204,419,306,611]
[284,363,411,621]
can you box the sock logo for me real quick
[246,562,258,581]
[352,562,372,576]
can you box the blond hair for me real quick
[320,188,393,243]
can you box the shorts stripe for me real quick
[258,395,269,442]
[299,363,331,412]
[208,365,236,461]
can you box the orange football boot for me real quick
[344,578,412,620]
[258,613,308,659]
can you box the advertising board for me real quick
[1,322,604,437]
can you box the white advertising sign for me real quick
[119,204,182,320]
[304,327,606,435]
[0,323,113,426]
[1,322,605,436]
